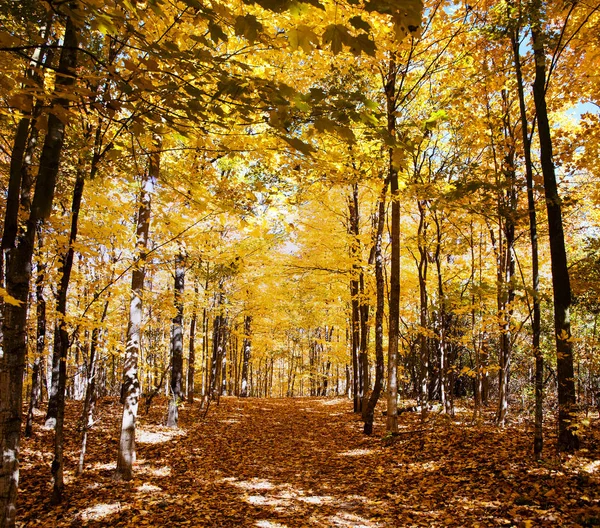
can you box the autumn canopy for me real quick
[1,0,600,526]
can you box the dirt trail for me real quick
[19,397,600,527]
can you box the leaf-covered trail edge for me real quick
[19,397,600,527]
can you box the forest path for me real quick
[20,397,600,527]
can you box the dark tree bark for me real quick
[416,198,429,411]
[220,320,229,397]
[495,90,517,426]
[359,271,370,412]
[364,180,388,435]
[187,283,198,402]
[77,299,109,475]
[116,135,159,480]
[25,233,47,438]
[167,251,185,428]
[510,26,543,458]
[240,315,252,397]
[531,1,579,452]
[45,163,86,430]
[1,15,52,252]
[348,185,361,413]
[0,13,78,525]
[210,314,222,398]
[51,128,97,502]
[386,57,400,433]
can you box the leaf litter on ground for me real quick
[18,397,600,527]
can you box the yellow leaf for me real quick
[0,287,23,306]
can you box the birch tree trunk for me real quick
[115,135,159,480]
[167,251,185,428]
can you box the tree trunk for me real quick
[1,16,52,252]
[364,180,388,435]
[167,251,185,428]
[386,57,399,433]
[187,283,198,402]
[77,299,109,475]
[416,198,429,411]
[115,135,158,480]
[0,13,77,524]
[240,315,252,397]
[432,211,450,414]
[220,320,228,397]
[348,185,361,413]
[511,28,543,458]
[25,235,46,438]
[51,144,93,503]
[531,2,579,452]
[494,89,517,426]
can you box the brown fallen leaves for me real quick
[19,397,600,527]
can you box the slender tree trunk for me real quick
[364,180,388,434]
[495,90,517,426]
[220,319,228,397]
[46,134,95,427]
[359,271,370,412]
[531,2,578,452]
[386,57,400,433]
[51,133,95,502]
[116,135,158,480]
[210,315,221,398]
[25,235,46,438]
[348,185,362,412]
[240,315,252,397]
[167,251,185,427]
[77,299,109,475]
[511,27,543,458]
[432,211,450,414]
[417,198,429,411]
[0,14,77,524]
[187,283,198,402]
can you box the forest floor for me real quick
[18,396,600,527]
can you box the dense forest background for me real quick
[1,0,600,525]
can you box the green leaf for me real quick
[292,94,311,112]
[424,109,447,130]
[359,110,379,126]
